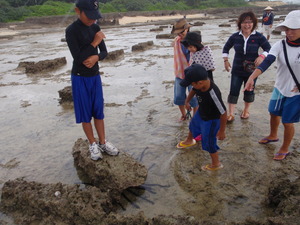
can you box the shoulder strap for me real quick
[282,40,300,90]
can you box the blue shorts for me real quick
[71,74,104,123]
[174,77,198,107]
[268,88,300,123]
[189,111,220,154]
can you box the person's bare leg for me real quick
[192,106,199,117]
[82,122,96,144]
[267,35,270,40]
[259,113,280,143]
[227,103,235,121]
[241,102,251,118]
[180,131,195,145]
[179,105,186,121]
[210,152,221,167]
[94,118,105,145]
[273,123,294,160]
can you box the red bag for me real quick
[263,17,269,22]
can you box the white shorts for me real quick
[262,24,271,36]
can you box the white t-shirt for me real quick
[189,46,216,71]
[269,40,300,97]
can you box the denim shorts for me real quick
[189,111,220,154]
[268,88,300,123]
[71,74,104,123]
[174,77,198,107]
[228,74,257,104]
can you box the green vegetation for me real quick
[0,0,248,22]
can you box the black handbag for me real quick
[282,40,300,91]
[243,60,255,73]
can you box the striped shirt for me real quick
[222,31,271,77]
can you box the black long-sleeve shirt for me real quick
[65,19,108,77]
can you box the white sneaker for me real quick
[89,142,103,160]
[98,141,119,156]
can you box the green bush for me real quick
[99,3,118,13]
[0,0,248,22]
[28,1,73,17]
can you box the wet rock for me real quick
[193,21,205,26]
[0,178,113,225]
[219,23,231,27]
[150,27,163,32]
[0,178,201,225]
[72,138,148,192]
[156,33,176,39]
[104,49,125,61]
[272,30,282,35]
[266,178,300,224]
[17,57,67,74]
[132,41,154,51]
[159,25,169,29]
[58,85,72,103]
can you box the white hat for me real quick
[264,6,273,11]
[275,10,300,31]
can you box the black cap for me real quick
[76,0,102,20]
[181,32,203,51]
[180,64,208,87]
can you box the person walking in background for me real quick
[176,64,227,171]
[222,11,271,122]
[65,0,119,160]
[181,32,216,81]
[244,10,300,161]
[171,18,198,121]
[262,6,274,41]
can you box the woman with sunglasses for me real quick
[171,18,198,121]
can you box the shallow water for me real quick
[0,17,299,223]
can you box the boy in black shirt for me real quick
[177,64,227,171]
[66,0,119,160]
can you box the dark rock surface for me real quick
[0,179,201,225]
[17,57,66,74]
[131,41,154,51]
[72,138,148,192]
[104,49,125,61]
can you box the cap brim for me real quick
[171,28,184,34]
[84,9,102,20]
[171,24,192,34]
[275,20,300,31]
[180,79,191,87]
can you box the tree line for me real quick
[0,0,248,23]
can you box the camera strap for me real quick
[282,40,300,91]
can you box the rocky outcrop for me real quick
[72,138,148,192]
[0,178,200,225]
[0,179,113,225]
[104,49,125,61]
[17,57,66,74]
[58,86,72,104]
[131,41,154,51]
[266,178,300,224]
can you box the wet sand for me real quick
[0,10,299,224]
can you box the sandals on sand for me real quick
[227,115,234,122]
[240,111,250,119]
[176,139,197,149]
[259,138,279,144]
[201,164,224,171]
[273,152,290,161]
